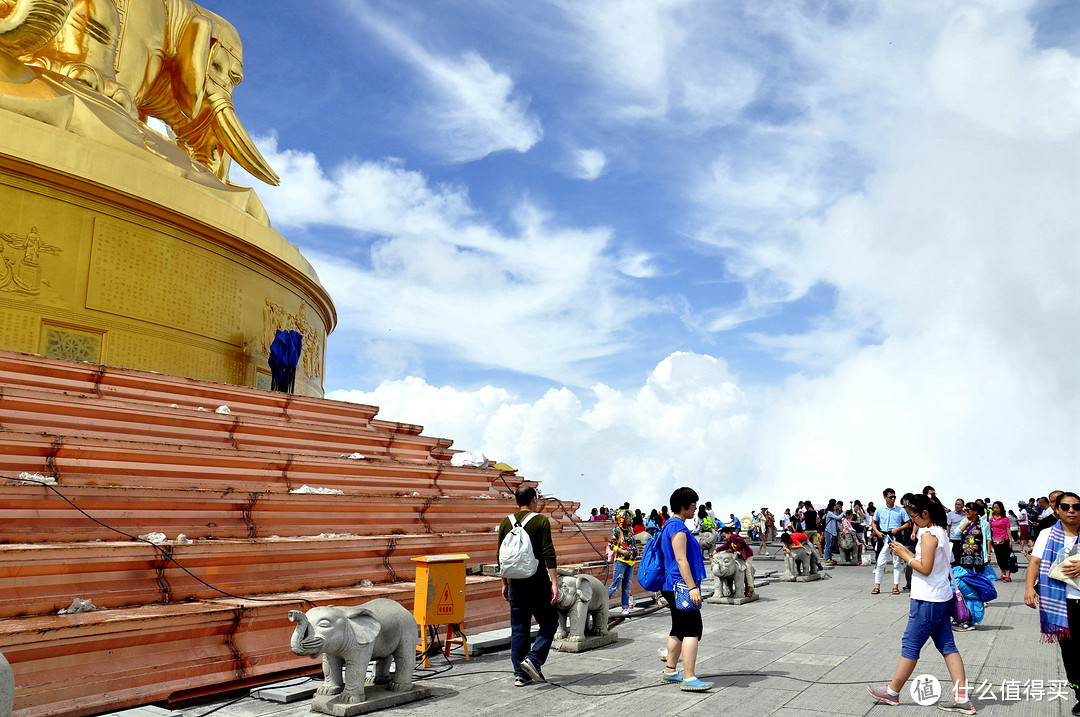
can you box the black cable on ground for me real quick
[412,665,891,692]
[1,473,317,606]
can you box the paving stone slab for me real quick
[252,679,324,704]
[100,708,182,717]
[176,562,1066,717]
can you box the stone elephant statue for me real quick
[836,531,863,566]
[0,0,278,184]
[696,529,718,559]
[711,549,753,598]
[782,545,821,581]
[0,648,13,717]
[554,573,609,643]
[289,599,418,704]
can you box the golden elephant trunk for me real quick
[211,95,279,186]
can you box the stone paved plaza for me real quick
[173,555,1070,717]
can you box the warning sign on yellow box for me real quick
[412,554,469,626]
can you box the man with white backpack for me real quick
[497,486,559,687]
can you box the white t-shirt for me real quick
[1040,507,1055,520]
[911,526,953,603]
[1033,528,1080,600]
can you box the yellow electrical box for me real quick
[412,554,469,626]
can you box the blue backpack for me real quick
[636,532,666,591]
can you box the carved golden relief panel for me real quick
[0,308,38,352]
[0,225,63,296]
[261,298,325,381]
[39,322,103,363]
[110,331,245,385]
[86,219,243,342]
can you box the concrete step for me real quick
[0,567,606,717]
[0,484,570,542]
[0,385,454,463]
[0,349,382,430]
[0,431,508,497]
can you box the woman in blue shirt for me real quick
[659,486,711,692]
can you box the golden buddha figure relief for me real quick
[0,225,61,295]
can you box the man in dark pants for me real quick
[498,486,559,687]
[900,493,917,590]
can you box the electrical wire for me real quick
[9,475,892,704]
[186,677,314,717]
[497,473,612,585]
[410,665,889,692]
[1,473,316,606]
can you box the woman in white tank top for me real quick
[867,494,975,714]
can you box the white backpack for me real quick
[498,512,539,579]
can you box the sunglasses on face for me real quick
[1058,502,1080,512]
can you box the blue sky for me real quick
[215,0,1080,516]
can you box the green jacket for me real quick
[497,510,558,583]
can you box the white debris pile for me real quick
[450,450,489,468]
[16,472,56,484]
[195,407,208,412]
[138,532,167,544]
[290,485,344,495]
[318,532,355,539]
[357,580,375,588]
[340,453,366,460]
[215,405,231,414]
[59,598,99,614]
[175,534,192,544]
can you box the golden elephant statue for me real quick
[0,0,278,185]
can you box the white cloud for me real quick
[245,137,656,385]
[321,1,1080,517]
[351,8,542,162]
[329,352,755,514]
[617,252,659,279]
[330,340,1078,521]
[554,0,761,123]
[570,148,607,180]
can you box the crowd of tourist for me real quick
[578,486,1079,713]
[585,488,1059,586]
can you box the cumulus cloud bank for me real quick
[324,1,1078,515]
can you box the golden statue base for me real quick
[0,53,334,397]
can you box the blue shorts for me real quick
[901,599,958,660]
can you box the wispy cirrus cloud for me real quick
[347,5,542,162]
[241,137,657,386]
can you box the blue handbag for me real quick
[673,581,701,611]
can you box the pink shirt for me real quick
[989,515,1011,543]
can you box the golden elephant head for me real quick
[0,0,279,186]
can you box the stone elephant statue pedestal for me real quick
[553,573,617,653]
[289,599,431,716]
[835,532,864,566]
[781,546,822,582]
[707,550,758,605]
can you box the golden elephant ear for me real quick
[173,15,212,119]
